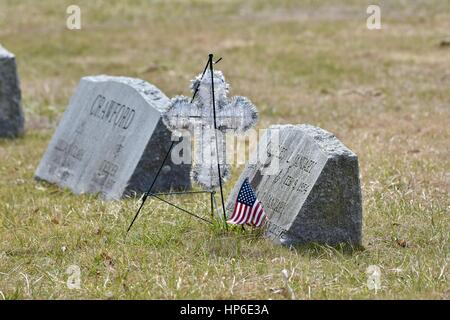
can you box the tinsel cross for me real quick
[163,69,258,191]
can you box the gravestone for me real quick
[226,124,362,246]
[0,45,24,138]
[35,75,191,200]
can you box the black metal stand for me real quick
[126,54,228,234]
[208,53,228,230]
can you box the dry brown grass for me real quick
[0,0,448,299]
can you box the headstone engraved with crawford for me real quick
[35,75,191,200]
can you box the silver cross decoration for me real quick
[163,69,258,191]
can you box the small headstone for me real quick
[0,45,24,138]
[35,75,191,200]
[226,124,362,246]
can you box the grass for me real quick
[0,0,449,299]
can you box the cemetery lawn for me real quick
[0,0,448,299]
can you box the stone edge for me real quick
[268,124,356,158]
[0,45,15,59]
[82,75,170,113]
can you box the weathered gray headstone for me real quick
[0,45,24,138]
[35,75,191,200]
[226,124,362,246]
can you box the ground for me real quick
[0,0,448,299]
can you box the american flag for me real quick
[227,178,266,227]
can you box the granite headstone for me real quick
[35,75,191,200]
[0,45,24,138]
[226,124,362,246]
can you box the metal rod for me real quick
[151,190,211,196]
[209,53,228,230]
[190,58,211,103]
[150,194,213,224]
[126,141,176,234]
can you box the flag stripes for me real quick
[227,178,266,227]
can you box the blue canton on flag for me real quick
[227,178,266,227]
